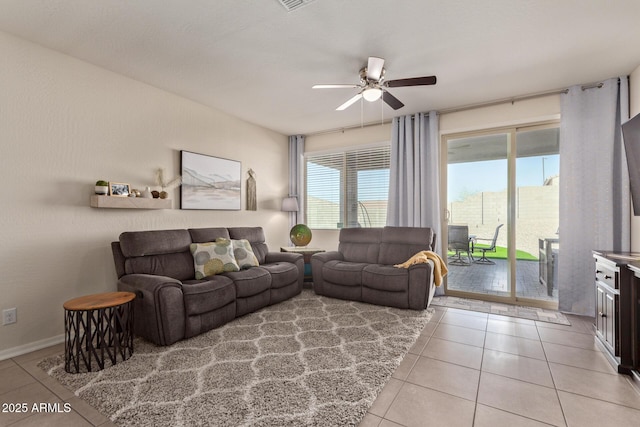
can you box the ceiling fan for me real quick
[313,56,436,111]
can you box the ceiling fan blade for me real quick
[385,76,437,87]
[367,57,385,81]
[382,91,404,110]
[336,93,363,111]
[313,84,360,89]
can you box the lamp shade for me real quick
[281,196,299,212]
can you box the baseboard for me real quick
[0,334,65,361]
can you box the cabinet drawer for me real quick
[596,263,617,289]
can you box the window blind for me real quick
[305,145,390,229]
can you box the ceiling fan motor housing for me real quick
[360,67,385,84]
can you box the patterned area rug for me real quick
[431,295,570,325]
[40,289,433,426]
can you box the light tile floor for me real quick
[432,295,569,324]
[1,307,639,427]
[359,307,640,427]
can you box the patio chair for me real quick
[473,224,503,265]
[448,225,473,266]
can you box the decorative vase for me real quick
[290,224,312,246]
[142,186,153,199]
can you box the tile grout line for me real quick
[12,354,103,427]
[375,307,447,427]
[538,321,570,427]
[470,314,489,426]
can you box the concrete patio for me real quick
[446,258,558,303]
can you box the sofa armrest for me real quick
[264,251,304,286]
[118,273,181,291]
[310,251,344,295]
[117,274,185,345]
[407,263,435,310]
[312,251,343,263]
[264,251,303,264]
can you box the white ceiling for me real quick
[1,0,640,136]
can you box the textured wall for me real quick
[0,32,290,356]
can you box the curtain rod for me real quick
[436,88,568,115]
[305,81,607,137]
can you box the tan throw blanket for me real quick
[394,250,448,286]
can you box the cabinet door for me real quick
[605,292,617,354]
[596,285,606,337]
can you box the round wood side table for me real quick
[63,292,135,373]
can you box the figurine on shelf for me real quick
[155,168,182,200]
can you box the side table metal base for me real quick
[64,292,134,374]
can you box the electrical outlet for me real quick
[3,308,16,325]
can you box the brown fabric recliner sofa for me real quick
[111,227,303,346]
[311,226,437,310]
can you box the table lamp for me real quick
[281,196,312,246]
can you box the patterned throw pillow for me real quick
[190,239,240,279]
[232,239,260,269]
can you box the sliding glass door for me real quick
[446,132,510,297]
[514,127,560,303]
[442,124,559,308]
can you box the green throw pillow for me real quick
[232,239,260,269]
[190,239,239,279]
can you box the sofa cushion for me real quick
[224,267,271,297]
[260,262,299,289]
[120,229,191,257]
[124,252,195,281]
[232,239,260,269]
[338,228,382,263]
[181,276,236,316]
[188,227,231,244]
[229,227,269,264]
[378,226,435,265]
[362,264,409,292]
[321,260,367,286]
[190,240,240,279]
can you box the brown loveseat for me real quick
[311,226,437,310]
[111,227,303,345]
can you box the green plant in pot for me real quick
[95,180,109,195]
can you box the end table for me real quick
[280,247,325,282]
[63,291,135,373]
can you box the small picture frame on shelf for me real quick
[109,182,130,197]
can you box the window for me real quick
[305,144,390,229]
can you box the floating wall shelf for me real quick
[90,195,172,209]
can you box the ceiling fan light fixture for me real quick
[362,87,382,102]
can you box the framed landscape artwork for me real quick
[180,151,242,210]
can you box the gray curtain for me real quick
[387,111,441,230]
[288,135,305,228]
[387,112,443,295]
[558,77,630,316]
